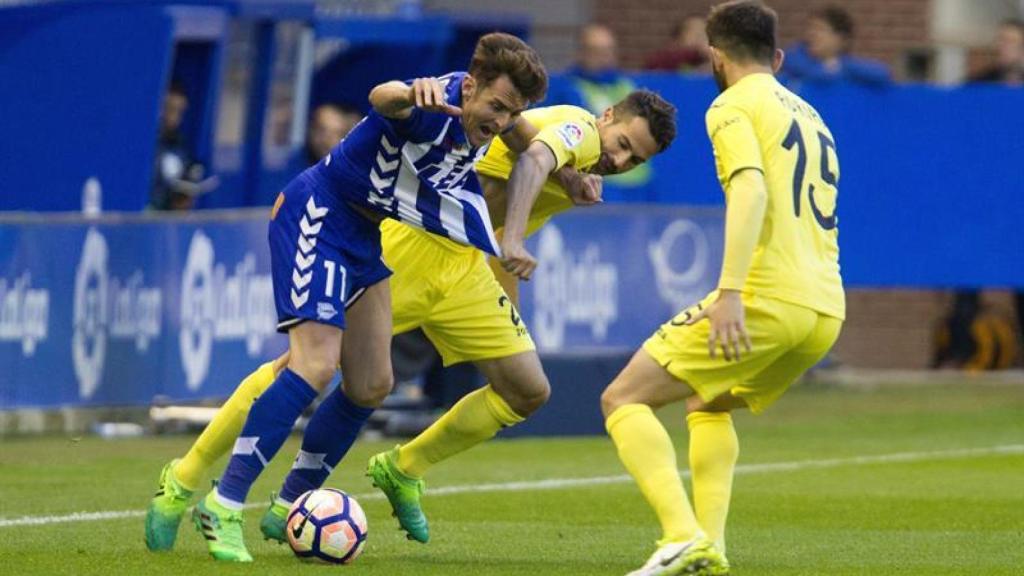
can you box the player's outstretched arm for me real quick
[686,168,766,361]
[501,118,602,205]
[499,141,557,280]
[499,117,540,153]
[369,78,462,120]
[487,230,521,307]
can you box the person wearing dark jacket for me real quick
[779,6,890,88]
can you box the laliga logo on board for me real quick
[0,272,50,356]
[531,224,618,349]
[179,230,275,391]
[72,228,162,399]
[648,219,711,311]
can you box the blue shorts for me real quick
[269,172,392,332]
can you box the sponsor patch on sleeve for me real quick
[556,122,585,149]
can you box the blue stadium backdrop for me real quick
[0,207,722,409]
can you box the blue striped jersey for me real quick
[310,72,501,256]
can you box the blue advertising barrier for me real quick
[517,206,724,352]
[1,207,723,410]
[555,75,1024,288]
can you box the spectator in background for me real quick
[969,19,1024,85]
[150,82,211,211]
[549,24,636,114]
[302,103,363,167]
[547,24,651,191]
[779,6,890,87]
[643,15,710,73]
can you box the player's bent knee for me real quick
[506,377,550,417]
[344,371,394,408]
[289,355,338,391]
[600,374,647,418]
[600,384,627,419]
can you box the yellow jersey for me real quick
[706,73,845,319]
[476,105,602,236]
[390,105,601,253]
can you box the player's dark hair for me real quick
[813,6,855,42]
[613,90,677,152]
[706,1,777,65]
[469,32,548,103]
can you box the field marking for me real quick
[2,443,1022,529]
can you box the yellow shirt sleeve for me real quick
[533,118,600,171]
[717,171,768,291]
[706,102,767,291]
[706,103,764,186]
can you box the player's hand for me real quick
[685,289,752,362]
[566,173,604,206]
[409,78,463,116]
[499,239,537,281]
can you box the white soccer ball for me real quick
[286,488,368,564]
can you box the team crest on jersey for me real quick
[316,302,338,321]
[556,122,585,149]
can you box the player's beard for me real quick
[712,59,729,93]
[591,152,614,175]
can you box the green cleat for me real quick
[259,495,290,544]
[192,491,253,562]
[625,536,730,576]
[367,446,429,543]
[144,459,193,552]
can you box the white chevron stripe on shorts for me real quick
[290,196,328,310]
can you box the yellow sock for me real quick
[687,411,739,553]
[397,384,523,478]
[607,404,701,545]
[173,362,277,490]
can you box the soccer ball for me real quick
[286,488,368,564]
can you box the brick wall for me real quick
[833,290,946,369]
[593,0,932,76]
[834,290,1020,369]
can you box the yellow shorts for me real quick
[382,220,535,366]
[642,291,842,414]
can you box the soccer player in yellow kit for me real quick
[145,91,677,550]
[601,3,844,575]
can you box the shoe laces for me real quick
[217,511,246,546]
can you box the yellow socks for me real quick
[397,384,524,478]
[687,411,739,553]
[606,404,701,545]
[173,362,277,490]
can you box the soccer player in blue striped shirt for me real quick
[188,33,548,562]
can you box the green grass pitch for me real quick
[1,382,1022,575]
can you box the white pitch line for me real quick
[1,443,1021,529]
